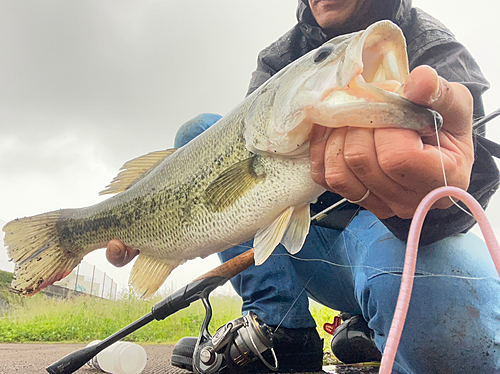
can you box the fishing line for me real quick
[432,110,474,218]
[272,108,479,332]
[274,114,444,330]
[271,253,496,281]
[230,108,500,338]
[273,204,362,332]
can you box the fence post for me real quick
[90,265,96,296]
[74,264,80,292]
[101,272,106,298]
[108,277,112,299]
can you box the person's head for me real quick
[308,0,386,37]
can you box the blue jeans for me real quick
[176,114,500,373]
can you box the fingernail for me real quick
[429,72,441,104]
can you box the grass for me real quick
[0,287,339,347]
[0,269,14,286]
[0,288,242,343]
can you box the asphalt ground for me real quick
[0,343,379,374]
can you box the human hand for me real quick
[309,65,474,219]
[106,239,140,267]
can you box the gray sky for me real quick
[1,1,500,292]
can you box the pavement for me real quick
[0,343,379,374]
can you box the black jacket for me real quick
[247,0,499,244]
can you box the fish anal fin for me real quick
[129,254,182,299]
[281,205,311,255]
[100,149,177,195]
[204,156,265,212]
[253,207,294,266]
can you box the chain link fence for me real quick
[53,260,118,300]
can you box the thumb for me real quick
[403,65,440,106]
[404,65,473,138]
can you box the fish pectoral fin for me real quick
[204,156,265,212]
[281,204,311,255]
[253,207,294,266]
[99,149,177,195]
[129,254,182,299]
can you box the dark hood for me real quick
[296,0,412,31]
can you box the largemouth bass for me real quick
[3,21,441,299]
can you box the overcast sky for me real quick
[1,0,500,293]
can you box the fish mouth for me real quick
[319,21,409,101]
[316,21,442,136]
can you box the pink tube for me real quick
[379,186,500,374]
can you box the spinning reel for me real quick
[172,292,278,374]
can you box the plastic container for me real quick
[87,341,147,374]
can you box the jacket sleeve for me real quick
[380,42,499,245]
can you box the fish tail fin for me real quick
[2,210,82,296]
[129,254,182,299]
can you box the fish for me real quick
[3,20,442,299]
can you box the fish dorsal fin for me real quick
[281,204,311,255]
[99,149,177,195]
[253,206,294,265]
[204,156,265,212]
[129,253,183,299]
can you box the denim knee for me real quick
[356,233,500,373]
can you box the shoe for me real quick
[171,336,197,371]
[259,326,324,373]
[330,315,381,364]
[171,326,323,373]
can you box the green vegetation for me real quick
[0,269,14,286]
[0,286,339,347]
[0,288,240,343]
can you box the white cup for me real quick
[87,340,147,374]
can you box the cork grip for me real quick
[194,248,255,281]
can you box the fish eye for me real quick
[313,45,334,63]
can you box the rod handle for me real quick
[194,248,254,281]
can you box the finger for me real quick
[342,127,416,218]
[106,239,139,267]
[310,124,333,189]
[374,127,450,193]
[322,127,396,218]
[403,65,440,106]
[382,66,474,193]
[404,65,473,140]
[374,126,470,211]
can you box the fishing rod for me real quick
[473,107,500,132]
[46,248,255,374]
[472,107,500,158]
